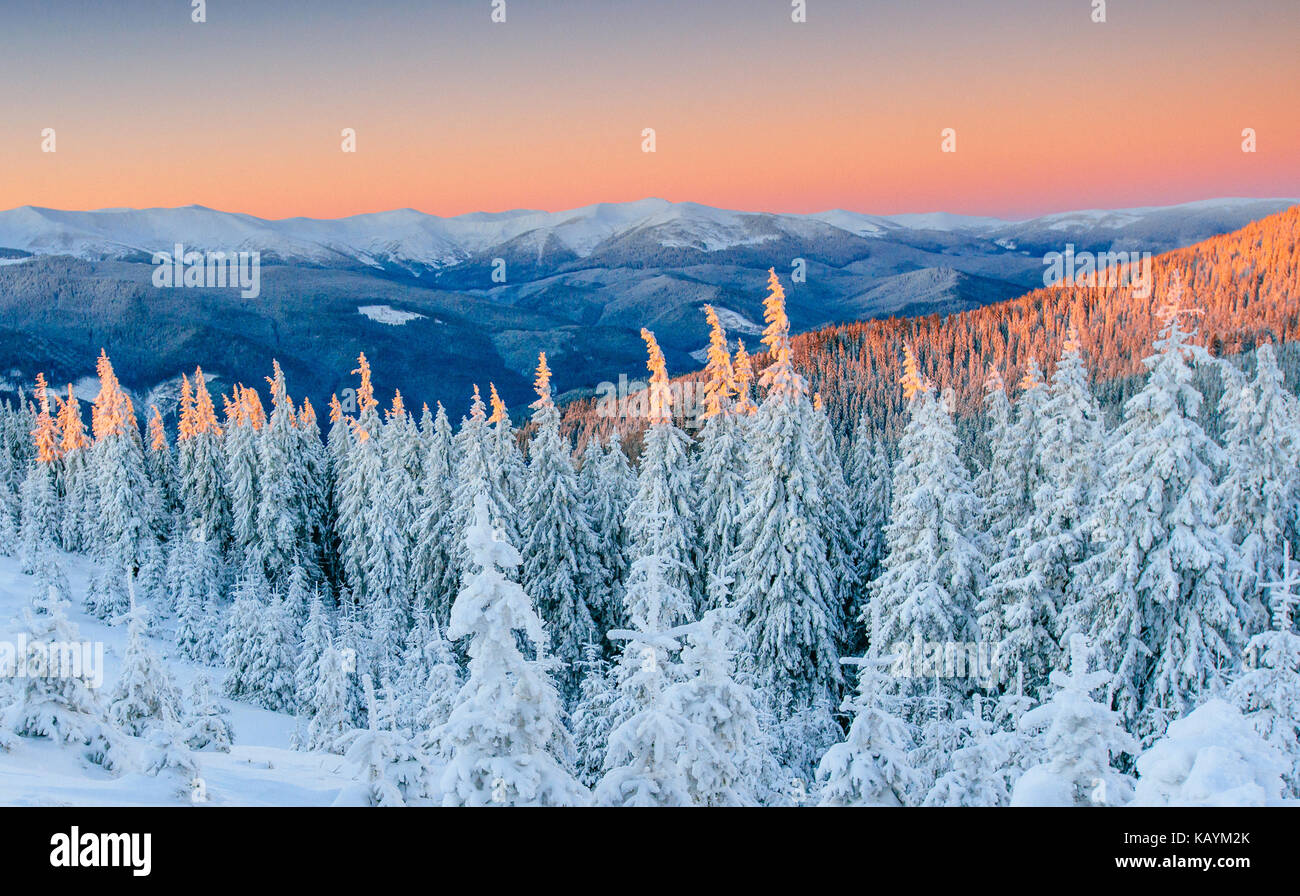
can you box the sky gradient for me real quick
[1,0,1296,219]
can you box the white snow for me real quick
[358,305,427,326]
[0,552,351,806]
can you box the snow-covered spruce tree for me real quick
[487,384,527,526]
[446,386,517,601]
[335,355,411,677]
[982,360,1047,550]
[1010,635,1137,807]
[693,305,748,612]
[257,361,317,586]
[223,384,264,561]
[975,365,1012,526]
[221,572,297,712]
[732,271,843,744]
[570,642,618,788]
[519,352,602,696]
[1070,292,1245,739]
[583,431,635,635]
[624,329,697,622]
[868,345,986,721]
[302,644,356,754]
[108,600,183,737]
[979,351,1081,694]
[145,405,178,524]
[845,414,890,629]
[19,373,61,574]
[1216,342,1300,630]
[924,695,1023,807]
[55,385,94,553]
[411,401,457,626]
[810,391,859,633]
[428,494,587,806]
[595,559,697,807]
[140,720,202,801]
[1132,698,1289,806]
[176,368,229,547]
[86,351,163,619]
[334,675,434,807]
[171,527,223,663]
[412,618,462,747]
[182,676,233,753]
[997,326,1105,691]
[1229,553,1300,797]
[667,607,782,806]
[1,587,124,771]
[817,657,920,806]
[294,590,334,714]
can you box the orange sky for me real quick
[2,0,1296,219]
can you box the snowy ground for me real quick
[0,552,353,806]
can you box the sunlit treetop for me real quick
[732,338,757,416]
[352,352,377,416]
[147,405,168,452]
[640,327,673,426]
[57,384,90,455]
[700,304,737,421]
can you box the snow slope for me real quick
[0,553,351,807]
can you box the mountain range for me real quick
[0,197,1292,419]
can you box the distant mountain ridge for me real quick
[0,197,1292,421]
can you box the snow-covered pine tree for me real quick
[413,618,462,747]
[1229,551,1300,797]
[412,401,458,627]
[182,676,233,753]
[223,384,264,560]
[55,385,94,553]
[980,350,1080,694]
[429,494,587,806]
[86,351,162,619]
[868,344,986,721]
[667,608,781,806]
[334,675,434,806]
[693,305,747,612]
[108,599,183,737]
[487,383,527,529]
[170,527,223,663]
[924,695,1019,807]
[732,272,843,738]
[302,644,356,754]
[294,590,334,713]
[176,369,229,547]
[446,386,517,600]
[1070,290,1245,738]
[817,657,920,807]
[583,431,635,635]
[845,414,890,630]
[1216,342,1300,630]
[595,577,697,807]
[222,571,297,712]
[144,404,178,529]
[257,361,316,586]
[1,587,123,770]
[519,352,602,696]
[19,374,61,574]
[1010,635,1137,807]
[623,329,697,627]
[570,642,618,788]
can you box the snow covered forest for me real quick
[1,268,1297,807]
